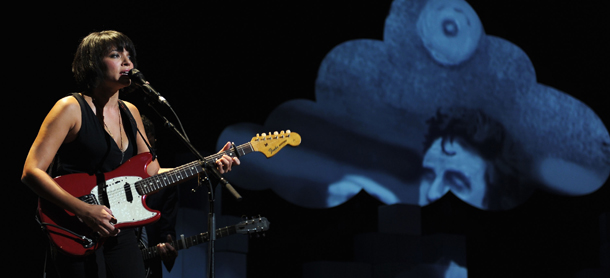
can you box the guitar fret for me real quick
[242,143,254,156]
[218,227,228,237]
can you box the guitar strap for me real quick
[118,99,157,161]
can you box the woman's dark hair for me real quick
[72,30,138,91]
[423,107,530,210]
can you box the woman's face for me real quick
[419,137,488,209]
[101,48,133,90]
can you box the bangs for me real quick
[99,32,137,63]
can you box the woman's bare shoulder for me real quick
[44,95,82,130]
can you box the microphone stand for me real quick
[144,100,241,278]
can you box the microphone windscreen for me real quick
[128,69,146,85]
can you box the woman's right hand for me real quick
[77,204,120,237]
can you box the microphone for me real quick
[128,69,169,106]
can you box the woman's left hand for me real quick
[216,141,241,174]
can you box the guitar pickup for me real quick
[124,183,133,203]
[78,194,99,205]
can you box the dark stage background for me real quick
[7,0,609,277]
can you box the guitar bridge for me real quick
[78,194,99,205]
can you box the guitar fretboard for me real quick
[135,143,254,195]
[141,225,238,260]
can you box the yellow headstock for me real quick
[250,130,301,158]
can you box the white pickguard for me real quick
[90,176,157,225]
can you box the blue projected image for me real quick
[217,0,610,211]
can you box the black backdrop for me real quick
[8,1,609,277]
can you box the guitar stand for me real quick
[146,101,242,278]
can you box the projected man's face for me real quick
[419,137,487,208]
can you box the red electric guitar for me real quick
[38,131,300,256]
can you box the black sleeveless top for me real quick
[55,93,138,176]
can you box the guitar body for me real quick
[38,153,161,257]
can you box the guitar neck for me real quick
[136,143,254,195]
[141,225,237,261]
